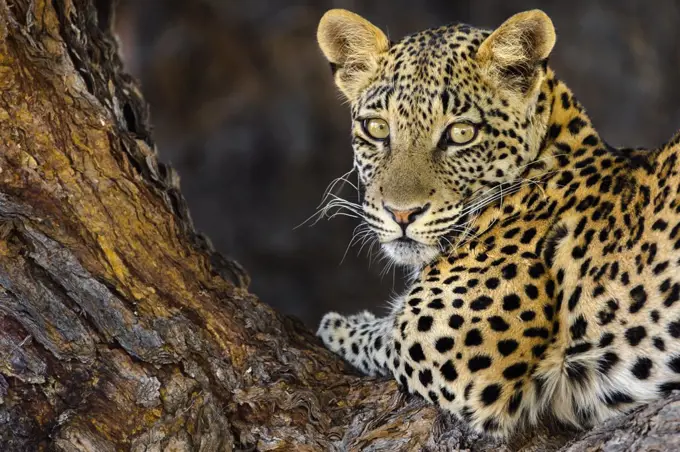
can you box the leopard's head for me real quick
[317,9,556,267]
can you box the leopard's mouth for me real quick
[375,209,474,267]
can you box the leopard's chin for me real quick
[381,240,441,267]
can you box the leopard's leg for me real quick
[317,309,394,377]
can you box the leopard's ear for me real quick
[476,10,556,96]
[317,9,390,101]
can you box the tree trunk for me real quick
[0,1,678,451]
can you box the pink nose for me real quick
[383,203,429,226]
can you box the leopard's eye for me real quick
[363,118,390,140]
[446,122,478,145]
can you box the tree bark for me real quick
[0,1,678,451]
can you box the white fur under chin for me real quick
[381,241,441,268]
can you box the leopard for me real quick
[313,8,680,438]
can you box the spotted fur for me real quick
[315,9,680,437]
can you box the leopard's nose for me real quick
[383,203,430,230]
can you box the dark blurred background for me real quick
[115,0,680,327]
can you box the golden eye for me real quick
[363,118,390,140]
[447,122,478,145]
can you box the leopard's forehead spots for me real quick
[355,25,492,140]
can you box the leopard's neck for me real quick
[525,72,605,180]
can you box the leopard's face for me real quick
[318,10,555,267]
[349,28,547,266]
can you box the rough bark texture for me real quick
[0,1,678,451]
